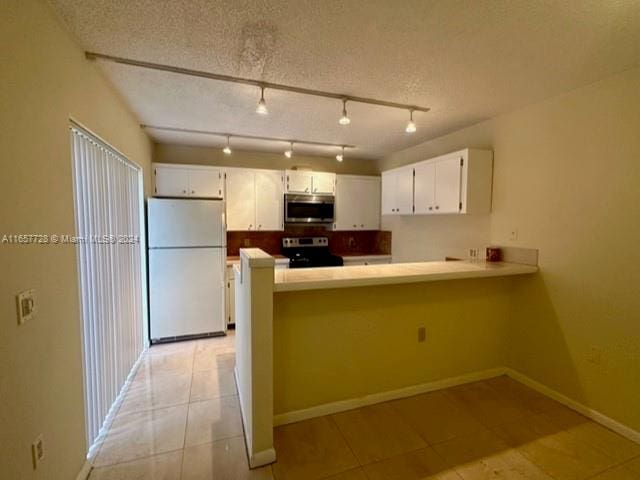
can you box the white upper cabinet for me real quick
[312,171,336,195]
[285,170,336,195]
[381,167,414,215]
[285,170,313,194]
[225,168,284,231]
[382,149,493,216]
[335,175,380,230]
[153,163,224,199]
[255,170,284,230]
[225,168,256,231]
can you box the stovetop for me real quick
[281,236,344,269]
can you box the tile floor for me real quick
[89,333,640,480]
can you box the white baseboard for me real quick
[75,459,92,480]
[249,448,276,468]
[274,367,507,426]
[504,368,640,444]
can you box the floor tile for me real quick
[589,463,640,480]
[320,468,369,480]
[363,446,462,479]
[181,436,273,480]
[542,407,640,464]
[194,348,236,371]
[272,416,359,480]
[485,376,561,414]
[89,450,183,479]
[432,429,552,480]
[135,351,194,380]
[391,391,484,444]
[118,373,192,414]
[148,340,197,356]
[623,456,640,474]
[190,368,237,402]
[185,396,243,447]
[94,405,189,467]
[491,413,615,480]
[443,381,531,428]
[332,402,427,465]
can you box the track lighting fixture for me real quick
[336,146,345,162]
[256,86,268,115]
[223,135,232,154]
[284,141,294,158]
[405,109,416,133]
[88,53,431,134]
[339,99,351,125]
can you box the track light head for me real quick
[405,109,416,133]
[284,141,294,158]
[339,99,351,125]
[256,87,268,115]
[336,146,345,162]
[223,136,232,154]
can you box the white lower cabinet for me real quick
[334,175,381,230]
[225,168,284,231]
[342,256,392,266]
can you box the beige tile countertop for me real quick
[273,260,538,292]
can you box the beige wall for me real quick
[0,1,153,479]
[379,67,640,432]
[154,143,380,176]
[274,278,514,415]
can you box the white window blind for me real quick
[70,125,146,453]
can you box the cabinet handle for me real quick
[353,224,357,228]
[428,206,433,211]
[305,187,309,193]
[249,224,253,230]
[191,190,195,194]
[182,189,187,194]
[435,206,439,210]
[360,224,364,228]
[258,224,262,229]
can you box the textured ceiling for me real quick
[50,0,640,159]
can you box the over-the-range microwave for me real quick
[284,193,335,224]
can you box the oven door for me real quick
[285,194,335,224]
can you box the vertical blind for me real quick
[70,125,145,452]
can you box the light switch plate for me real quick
[16,289,36,325]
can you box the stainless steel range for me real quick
[281,236,343,269]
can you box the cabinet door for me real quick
[312,172,336,195]
[225,169,256,230]
[358,177,381,229]
[189,167,224,198]
[434,156,461,213]
[334,176,358,230]
[255,170,284,230]
[414,162,436,214]
[396,167,415,214]
[381,171,396,215]
[286,170,312,193]
[154,166,189,197]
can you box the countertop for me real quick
[227,253,391,266]
[273,260,537,292]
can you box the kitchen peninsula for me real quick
[234,248,538,467]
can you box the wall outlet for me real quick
[32,434,44,469]
[509,228,519,241]
[417,327,426,343]
[242,238,251,247]
[16,289,37,325]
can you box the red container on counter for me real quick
[486,247,502,262]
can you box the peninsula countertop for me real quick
[273,260,537,292]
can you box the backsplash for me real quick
[227,228,391,256]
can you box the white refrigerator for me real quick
[148,198,226,342]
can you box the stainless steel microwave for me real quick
[284,194,335,224]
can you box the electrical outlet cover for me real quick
[16,289,36,325]
[32,434,44,469]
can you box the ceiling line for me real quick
[86,52,431,113]
[142,125,356,149]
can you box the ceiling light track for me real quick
[86,52,431,114]
[142,125,356,150]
